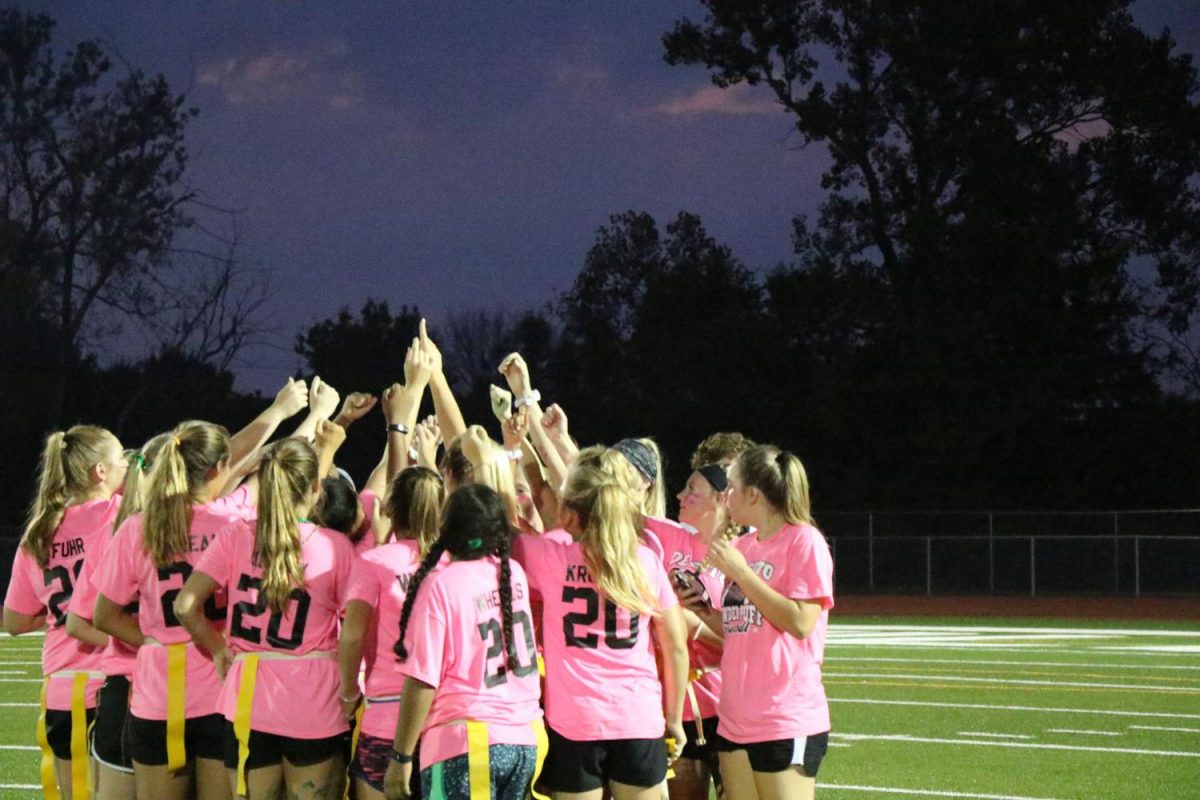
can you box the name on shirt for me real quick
[473,582,526,612]
[50,538,86,559]
[564,563,591,582]
[396,572,415,593]
[189,534,217,553]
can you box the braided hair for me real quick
[394,484,519,672]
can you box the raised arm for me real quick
[293,376,342,443]
[420,319,467,442]
[498,353,569,493]
[223,377,309,488]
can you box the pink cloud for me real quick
[197,45,362,111]
[651,83,778,116]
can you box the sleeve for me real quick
[780,527,834,609]
[332,536,356,609]
[3,548,45,616]
[209,484,253,514]
[194,524,234,584]
[511,533,549,596]
[343,555,381,610]
[91,522,140,607]
[68,533,109,619]
[643,550,678,612]
[397,581,448,688]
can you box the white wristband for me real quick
[505,448,523,462]
[512,390,541,409]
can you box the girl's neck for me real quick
[753,512,789,542]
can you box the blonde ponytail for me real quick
[255,439,317,614]
[387,466,444,556]
[143,421,230,567]
[735,445,813,525]
[22,426,113,567]
[456,426,519,526]
[563,466,656,616]
[113,433,171,532]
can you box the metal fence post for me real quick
[1113,511,1120,593]
[1030,536,1037,598]
[926,536,932,596]
[988,512,995,594]
[868,512,875,592]
[1134,536,1141,597]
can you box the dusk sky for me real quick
[28,1,1200,393]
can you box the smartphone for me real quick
[669,568,710,606]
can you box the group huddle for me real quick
[4,322,834,800]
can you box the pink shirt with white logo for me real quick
[399,557,542,767]
[4,497,118,709]
[197,519,355,738]
[92,499,251,720]
[513,534,676,741]
[646,516,725,721]
[69,525,137,678]
[717,523,834,743]
[344,538,428,738]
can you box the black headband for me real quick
[613,439,657,482]
[697,463,728,491]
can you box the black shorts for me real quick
[715,731,829,777]
[542,727,667,792]
[222,722,344,770]
[43,707,97,761]
[128,713,225,766]
[91,675,134,771]
[679,717,718,762]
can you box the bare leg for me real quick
[231,764,284,800]
[282,752,344,800]
[134,760,193,800]
[717,750,758,800]
[667,757,711,800]
[552,789,603,800]
[195,756,232,800]
[53,758,73,800]
[609,780,669,800]
[354,776,386,800]
[753,766,815,800]
[93,761,135,800]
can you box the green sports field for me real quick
[0,617,1196,799]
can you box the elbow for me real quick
[2,611,22,637]
[65,612,84,641]
[172,594,198,628]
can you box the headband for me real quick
[697,463,728,492]
[613,439,657,482]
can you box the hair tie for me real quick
[131,453,146,471]
[467,538,483,550]
[613,439,657,482]
[171,435,181,448]
[697,463,728,492]
[776,449,791,468]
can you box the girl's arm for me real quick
[2,607,45,636]
[65,611,110,648]
[652,604,690,760]
[420,320,467,443]
[224,377,309,485]
[292,376,342,443]
[383,676,436,800]
[94,594,146,648]
[338,601,371,718]
[174,571,235,677]
[707,537,823,639]
[680,606,723,649]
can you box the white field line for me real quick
[0,702,37,707]
[832,625,1200,638]
[832,656,1200,672]
[826,672,1200,693]
[0,744,41,751]
[1095,645,1200,654]
[957,732,1034,739]
[831,697,1200,720]
[822,783,1073,800]
[0,785,40,790]
[0,671,32,675]
[0,678,49,684]
[1045,728,1123,736]
[835,732,1200,758]
[1129,724,1200,733]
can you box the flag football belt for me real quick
[232,650,337,798]
[141,638,197,772]
[37,669,103,800]
[424,718,550,800]
[686,664,720,746]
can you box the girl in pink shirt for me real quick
[340,466,444,800]
[176,432,353,800]
[383,483,543,800]
[91,420,251,800]
[702,445,834,800]
[513,464,689,800]
[3,425,128,800]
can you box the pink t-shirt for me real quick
[4,497,118,709]
[513,535,676,741]
[717,523,834,743]
[343,538,427,739]
[92,500,251,720]
[68,525,138,678]
[354,490,379,555]
[197,519,355,738]
[399,557,542,767]
[647,517,725,721]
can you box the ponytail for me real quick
[457,426,520,525]
[735,445,813,525]
[386,466,444,556]
[494,529,520,672]
[255,439,317,614]
[143,421,230,567]
[113,433,171,533]
[22,426,114,567]
[563,466,655,616]
[393,541,447,661]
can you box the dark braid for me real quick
[394,541,447,661]
[494,531,519,672]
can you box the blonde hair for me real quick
[113,433,172,532]
[690,432,755,470]
[22,426,114,567]
[735,445,813,525]
[449,426,520,525]
[574,445,655,516]
[143,421,230,567]
[636,438,666,519]
[255,438,319,614]
[562,465,655,616]
[386,466,444,556]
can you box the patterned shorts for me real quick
[422,744,537,800]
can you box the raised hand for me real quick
[541,403,569,440]
[497,352,531,396]
[413,417,441,469]
[501,409,529,452]
[403,337,436,390]
[335,392,378,426]
[382,383,406,424]
[271,377,309,419]
[309,376,341,420]
[417,318,443,376]
[315,419,347,452]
